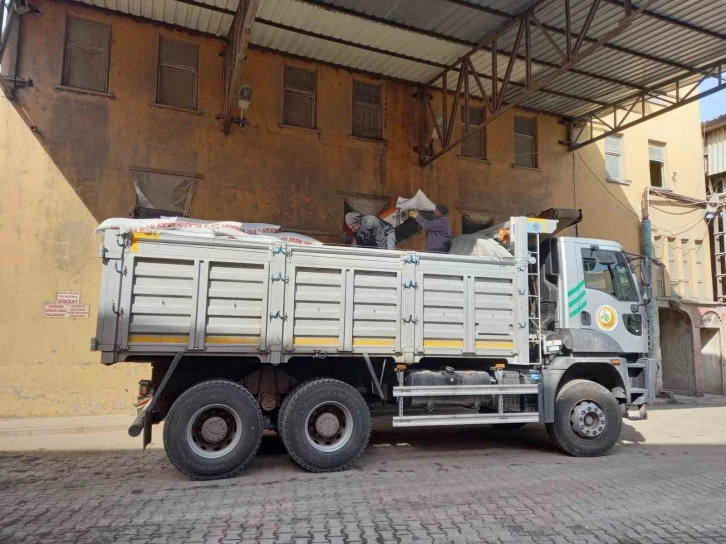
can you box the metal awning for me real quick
[57,0,726,162]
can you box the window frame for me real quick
[604,134,624,183]
[155,35,200,112]
[351,79,383,140]
[648,140,667,189]
[580,248,638,302]
[61,14,112,94]
[460,105,487,160]
[283,64,317,130]
[513,116,538,168]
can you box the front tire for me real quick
[547,379,622,457]
[163,380,263,480]
[279,378,371,472]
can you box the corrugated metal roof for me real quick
[73,0,726,119]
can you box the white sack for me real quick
[269,232,323,246]
[395,189,436,212]
[449,234,513,258]
[96,217,281,235]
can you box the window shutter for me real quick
[63,16,111,93]
[157,38,199,110]
[284,67,316,129]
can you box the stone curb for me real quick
[0,423,130,438]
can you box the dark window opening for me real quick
[352,81,382,139]
[649,142,666,188]
[157,37,199,110]
[462,216,494,235]
[284,66,316,129]
[460,106,486,159]
[514,116,537,168]
[62,16,111,93]
[581,248,638,302]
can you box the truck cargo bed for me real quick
[95,226,531,365]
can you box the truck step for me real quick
[630,387,648,394]
[392,412,540,428]
[626,363,646,369]
[393,384,538,397]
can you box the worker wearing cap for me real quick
[345,212,396,250]
[409,204,452,253]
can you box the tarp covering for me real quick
[343,195,389,216]
[130,169,198,214]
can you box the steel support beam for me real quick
[418,0,658,166]
[603,0,726,42]
[293,0,649,92]
[222,0,260,135]
[567,59,726,150]
[255,18,610,109]
[437,0,696,72]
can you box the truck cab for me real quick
[539,236,655,420]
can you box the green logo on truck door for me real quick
[568,280,587,318]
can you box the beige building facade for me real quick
[0,0,721,416]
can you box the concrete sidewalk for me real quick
[1,393,725,439]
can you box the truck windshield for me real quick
[581,249,638,302]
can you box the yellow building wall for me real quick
[0,0,708,416]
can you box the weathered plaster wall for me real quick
[0,0,712,415]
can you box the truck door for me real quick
[575,244,645,354]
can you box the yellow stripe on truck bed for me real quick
[130,232,161,253]
[294,337,339,346]
[476,341,514,350]
[205,336,260,345]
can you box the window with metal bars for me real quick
[156,37,199,110]
[352,81,382,139]
[460,106,486,159]
[62,16,111,93]
[284,66,316,129]
[514,116,537,168]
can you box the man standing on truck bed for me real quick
[409,204,452,253]
[345,212,396,250]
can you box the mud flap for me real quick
[127,352,184,450]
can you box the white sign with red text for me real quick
[44,291,90,319]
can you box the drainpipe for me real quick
[642,188,664,393]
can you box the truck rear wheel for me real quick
[163,380,263,480]
[546,379,621,457]
[278,378,371,473]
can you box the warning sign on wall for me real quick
[44,291,90,319]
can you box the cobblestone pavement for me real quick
[1,404,726,544]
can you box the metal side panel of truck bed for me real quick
[95,227,530,364]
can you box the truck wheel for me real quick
[547,379,621,457]
[163,380,263,480]
[278,378,371,473]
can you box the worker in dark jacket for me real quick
[345,212,396,250]
[409,204,452,253]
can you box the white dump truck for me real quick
[93,214,656,479]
